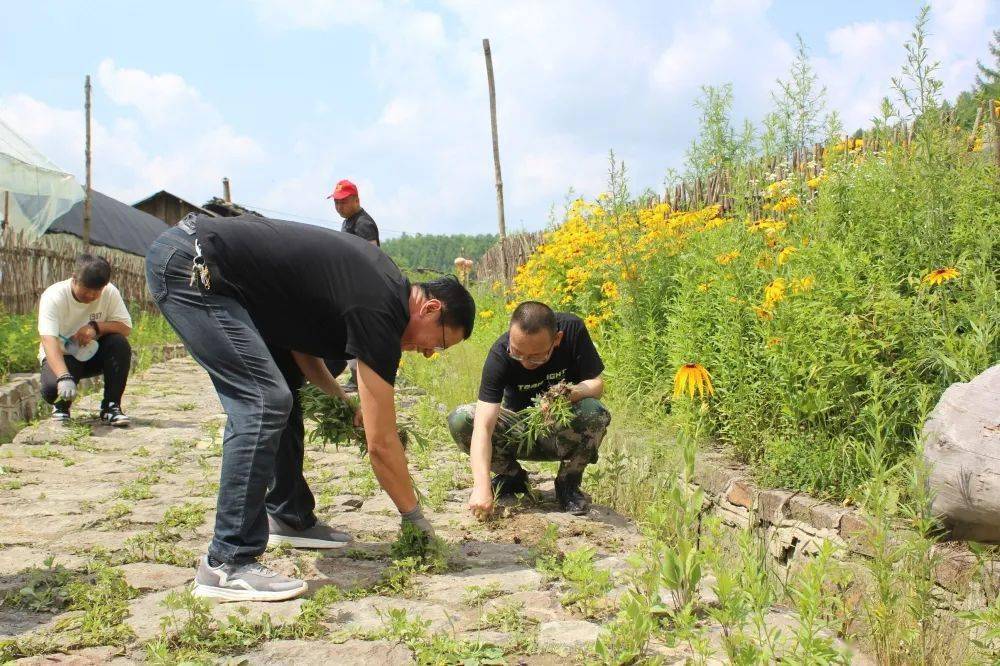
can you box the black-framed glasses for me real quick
[507,342,555,364]
[433,318,446,352]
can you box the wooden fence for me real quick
[0,228,154,314]
[477,103,1000,286]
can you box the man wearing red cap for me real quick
[328,179,380,246]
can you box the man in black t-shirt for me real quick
[146,214,475,602]
[447,301,610,517]
[329,179,380,246]
[326,178,379,391]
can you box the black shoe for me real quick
[555,474,591,515]
[51,402,71,422]
[100,402,130,427]
[491,468,530,498]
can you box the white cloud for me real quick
[0,63,266,207]
[97,59,216,128]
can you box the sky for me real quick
[1,0,995,238]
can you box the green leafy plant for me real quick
[516,382,575,455]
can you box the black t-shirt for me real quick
[342,208,380,246]
[195,214,408,384]
[478,312,604,411]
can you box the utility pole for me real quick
[83,75,92,248]
[483,38,508,281]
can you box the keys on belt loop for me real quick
[178,213,197,235]
[189,240,211,289]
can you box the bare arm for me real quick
[468,401,501,519]
[470,401,500,489]
[356,360,417,512]
[291,352,346,398]
[95,320,131,338]
[569,376,604,402]
[40,336,69,377]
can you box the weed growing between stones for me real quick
[372,607,506,665]
[476,601,539,653]
[0,564,137,661]
[0,557,75,612]
[464,582,505,606]
[143,590,281,663]
[159,502,209,530]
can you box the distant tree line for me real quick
[382,233,499,274]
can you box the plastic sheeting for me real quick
[0,118,84,237]
[48,189,167,257]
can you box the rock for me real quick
[210,598,305,625]
[923,364,1000,542]
[422,564,542,604]
[758,490,793,524]
[14,646,121,665]
[537,619,601,653]
[125,587,185,642]
[242,639,413,665]
[326,596,470,633]
[117,563,193,592]
[483,590,566,623]
[342,497,364,510]
[726,479,756,509]
[0,609,55,638]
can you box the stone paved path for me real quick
[0,357,872,665]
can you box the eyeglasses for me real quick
[433,318,447,352]
[507,342,555,364]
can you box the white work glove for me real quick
[56,374,77,402]
[400,504,436,539]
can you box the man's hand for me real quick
[56,374,77,402]
[467,483,494,521]
[73,323,98,346]
[400,504,435,538]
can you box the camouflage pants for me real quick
[447,398,611,479]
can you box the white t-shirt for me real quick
[37,279,133,361]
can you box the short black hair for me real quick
[73,254,111,289]
[510,301,556,335]
[418,276,476,339]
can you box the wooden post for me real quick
[222,177,232,203]
[991,100,1000,171]
[2,191,8,233]
[83,75,92,248]
[482,38,508,282]
[969,104,983,151]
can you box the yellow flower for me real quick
[697,281,712,293]
[772,195,799,213]
[766,337,782,347]
[763,278,786,309]
[806,174,826,189]
[791,276,815,294]
[715,250,740,265]
[479,309,494,320]
[777,246,796,266]
[673,363,714,399]
[584,314,601,330]
[921,267,959,286]
[600,281,619,300]
[754,306,774,321]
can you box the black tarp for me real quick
[47,189,167,257]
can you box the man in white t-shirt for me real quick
[38,254,134,426]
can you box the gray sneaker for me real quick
[192,556,307,602]
[267,514,352,549]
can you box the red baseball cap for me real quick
[327,179,359,201]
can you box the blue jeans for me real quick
[145,226,310,563]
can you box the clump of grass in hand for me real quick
[300,384,416,455]
[514,382,574,456]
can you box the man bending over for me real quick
[449,301,610,518]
